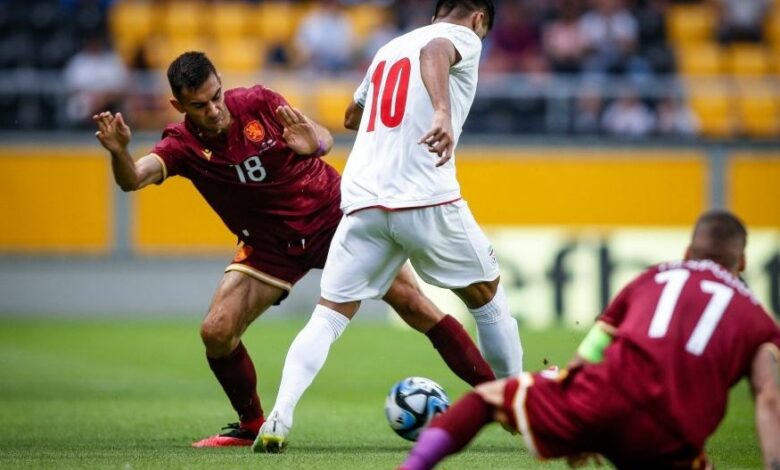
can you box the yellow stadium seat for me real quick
[109,1,156,63]
[727,45,770,76]
[145,36,216,70]
[264,79,307,110]
[161,1,206,41]
[216,38,265,74]
[251,2,306,44]
[767,12,780,46]
[687,84,734,138]
[735,83,779,137]
[348,4,386,42]
[667,5,715,45]
[313,81,354,132]
[208,2,251,40]
[676,44,724,76]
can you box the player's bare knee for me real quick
[200,316,239,357]
[454,278,499,309]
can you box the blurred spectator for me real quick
[601,88,656,137]
[483,0,544,74]
[392,0,432,32]
[359,7,403,70]
[573,84,604,134]
[716,0,769,43]
[580,0,652,82]
[634,0,675,74]
[294,0,356,73]
[543,0,587,73]
[63,34,128,127]
[126,42,168,129]
[656,96,698,136]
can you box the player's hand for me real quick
[93,111,131,155]
[418,110,454,167]
[275,105,319,155]
[566,453,604,468]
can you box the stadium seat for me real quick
[687,82,734,138]
[348,4,386,42]
[735,83,779,138]
[667,5,715,45]
[313,81,355,132]
[767,12,780,47]
[145,36,216,70]
[264,79,307,111]
[676,43,724,76]
[208,2,251,40]
[109,1,156,63]
[161,1,205,42]
[727,45,770,77]
[216,38,265,74]
[251,2,305,44]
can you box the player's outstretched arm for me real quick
[419,38,459,167]
[93,111,162,191]
[275,105,333,157]
[751,343,780,469]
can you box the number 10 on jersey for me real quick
[367,58,411,132]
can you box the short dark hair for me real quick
[434,0,495,31]
[167,51,218,100]
[689,209,747,271]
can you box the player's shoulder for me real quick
[160,122,187,140]
[226,85,265,103]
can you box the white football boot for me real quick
[252,411,290,453]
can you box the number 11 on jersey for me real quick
[650,269,734,355]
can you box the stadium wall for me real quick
[1,142,777,323]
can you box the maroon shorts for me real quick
[506,367,708,470]
[225,221,340,303]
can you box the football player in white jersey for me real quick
[255,0,523,453]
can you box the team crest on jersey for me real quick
[233,243,253,263]
[488,246,498,267]
[244,120,265,142]
[201,148,212,160]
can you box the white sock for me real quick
[468,284,523,378]
[271,304,350,428]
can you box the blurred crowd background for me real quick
[1,0,780,138]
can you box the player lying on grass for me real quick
[93,51,496,448]
[399,210,780,470]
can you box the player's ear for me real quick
[737,252,746,273]
[169,98,185,114]
[683,245,692,261]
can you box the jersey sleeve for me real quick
[435,25,482,73]
[150,125,188,181]
[598,268,656,332]
[353,69,371,108]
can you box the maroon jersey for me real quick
[599,260,780,449]
[151,85,342,244]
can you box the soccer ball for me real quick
[384,376,450,441]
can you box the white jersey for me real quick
[340,22,482,214]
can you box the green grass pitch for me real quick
[0,317,762,469]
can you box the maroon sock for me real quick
[430,391,494,451]
[401,392,494,470]
[426,315,495,386]
[207,341,263,427]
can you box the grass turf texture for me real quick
[0,318,761,469]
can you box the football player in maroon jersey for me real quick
[93,51,495,448]
[399,210,780,470]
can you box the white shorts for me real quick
[320,200,500,303]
